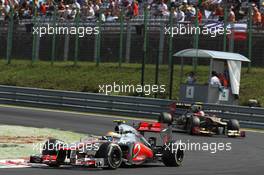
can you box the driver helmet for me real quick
[106,131,121,139]
[198,111,205,116]
[191,104,202,113]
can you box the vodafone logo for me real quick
[133,143,141,158]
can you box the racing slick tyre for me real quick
[186,116,200,135]
[29,155,42,163]
[158,112,173,125]
[42,139,66,167]
[162,141,184,167]
[227,119,240,131]
[95,142,122,170]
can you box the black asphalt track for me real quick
[0,105,263,175]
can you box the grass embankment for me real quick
[0,60,263,106]
[0,125,85,159]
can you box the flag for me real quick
[204,22,247,40]
[203,21,224,34]
[204,10,211,19]
[227,23,247,41]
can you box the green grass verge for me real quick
[0,125,85,159]
[0,60,263,106]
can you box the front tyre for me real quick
[227,119,240,131]
[227,119,240,137]
[95,142,122,170]
[162,141,184,167]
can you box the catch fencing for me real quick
[1,6,262,68]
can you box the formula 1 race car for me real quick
[163,104,245,137]
[30,114,184,169]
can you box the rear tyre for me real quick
[162,141,184,167]
[158,112,173,125]
[95,142,122,170]
[186,116,200,135]
[227,119,240,131]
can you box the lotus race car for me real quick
[30,113,184,169]
[167,104,246,137]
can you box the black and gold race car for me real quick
[159,104,246,137]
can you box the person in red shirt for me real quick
[198,9,202,24]
[192,8,202,24]
[133,1,138,17]
[218,73,229,87]
[253,7,262,27]
[262,13,264,28]
[39,2,46,16]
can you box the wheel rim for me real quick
[109,147,122,167]
[175,149,184,163]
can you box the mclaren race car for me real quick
[30,113,184,169]
[163,104,245,137]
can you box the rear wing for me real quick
[137,122,167,132]
[169,102,192,115]
[170,102,205,116]
[136,121,172,144]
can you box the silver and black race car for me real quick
[30,114,184,169]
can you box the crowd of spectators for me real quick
[0,0,264,26]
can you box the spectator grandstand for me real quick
[0,0,263,27]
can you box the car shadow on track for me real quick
[30,163,165,172]
[174,131,245,140]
